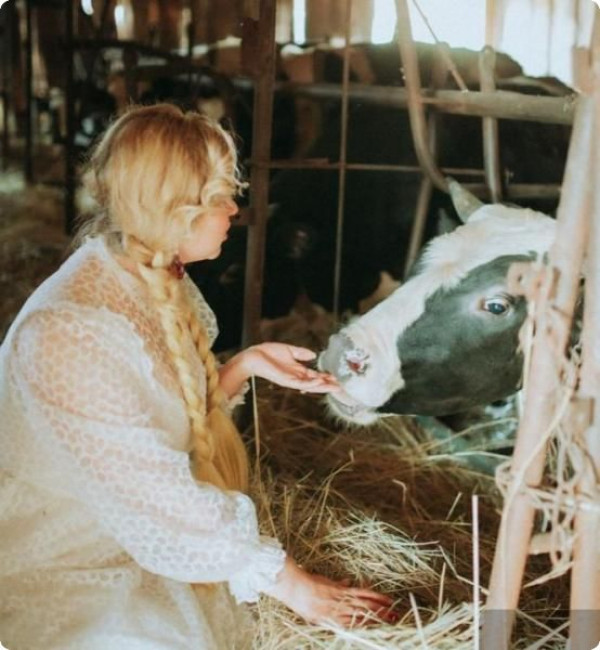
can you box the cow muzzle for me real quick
[318,332,378,423]
[318,332,372,379]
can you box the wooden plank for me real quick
[241,0,277,347]
[569,12,600,646]
[64,0,76,235]
[482,92,594,650]
[24,0,33,182]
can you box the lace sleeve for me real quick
[9,306,286,601]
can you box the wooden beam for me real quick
[241,0,277,347]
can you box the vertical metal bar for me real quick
[479,46,503,202]
[241,0,277,347]
[332,0,352,319]
[482,95,594,650]
[394,0,448,193]
[64,0,77,234]
[404,176,432,277]
[24,0,33,182]
[403,45,448,277]
[485,0,497,48]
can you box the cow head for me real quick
[319,182,557,424]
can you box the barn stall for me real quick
[1,0,599,647]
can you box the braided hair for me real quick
[78,103,249,492]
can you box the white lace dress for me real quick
[0,237,286,650]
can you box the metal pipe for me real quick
[232,79,577,126]
[404,44,449,277]
[258,160,486,175]
[394,0,448,192]
[479,46,503,201]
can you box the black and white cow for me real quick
[318,181,557,424]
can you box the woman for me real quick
[0,104,397,649]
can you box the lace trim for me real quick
[226,380,250,413]
[228,536,286,604]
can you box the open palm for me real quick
[245,343,340,393]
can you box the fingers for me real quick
[330,586,400,627]
[277,369,340,392]
[287,345,317,361]
[328,599,400,627]
[345,588,395,608]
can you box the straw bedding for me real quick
[245,384,569,648]
[0,175,570,648]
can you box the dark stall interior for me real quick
[1,0,600,646]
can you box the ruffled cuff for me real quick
[228,536,286,604]
[225,380,250,414]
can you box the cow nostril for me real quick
[346,358,362,373]
[344,348,370,376]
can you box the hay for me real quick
[0,168,70,339]
[247,384,570,648]
[0,174,570,646]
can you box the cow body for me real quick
[318,198,557,424]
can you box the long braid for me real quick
[187,309,249,492]
[123,235,248,492]
[77,103,250,493]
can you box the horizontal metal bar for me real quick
[254,158,486,176]
[234,78,577,125]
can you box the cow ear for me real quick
[448,178,484,223]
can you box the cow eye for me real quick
[483,297,511,315]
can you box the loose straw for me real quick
[472,494,480,650]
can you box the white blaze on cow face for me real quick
[319,204,557,423]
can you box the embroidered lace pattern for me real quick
[0,237,285,650]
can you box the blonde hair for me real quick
[79,103,249,492]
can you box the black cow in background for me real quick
[188,42,571,351]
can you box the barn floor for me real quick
[0,162,571,647]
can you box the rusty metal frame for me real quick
[236,0,577,344]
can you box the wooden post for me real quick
[569,20,600,648]
[24,0,33,182]
[241,0,277,347]
[64,0,77,235]
[0,3,12,170]
[332,0,352,319]
[482,94,594,650]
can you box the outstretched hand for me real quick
[242,343,340,393]
[264,557,399,627]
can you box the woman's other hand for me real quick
[264,557,399,627]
